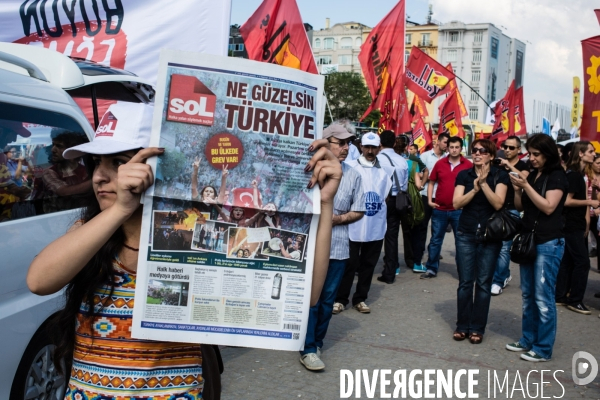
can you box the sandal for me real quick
[469,333,483,344]
[453,331,467,341]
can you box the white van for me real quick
[0,43,153,399]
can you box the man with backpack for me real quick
[377,130,409,284]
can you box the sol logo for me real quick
[95,112,117,137]
[167,74,216,126]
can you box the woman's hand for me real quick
[193,156,200,169]
[114,147,163,217]
[222,164,229,177]
[305,139,342,205]
[509,173,528,189]
[476,162,490,185]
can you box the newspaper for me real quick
[131,49,325,351]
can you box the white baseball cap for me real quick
[63,102,153,159]
[361,132,380,147]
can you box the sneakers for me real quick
[332,302,344,314]
[567,302,591,315]
[506,342,529,352]
[503,275,512,288]
[300,352,325,371]
[412,263,427,273]
[420,271,436,279]
[353,302,370,313]
[520,350,549,362]
[395,267,400,275]
[491,284,503,296]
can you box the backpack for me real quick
[406,161,425,228]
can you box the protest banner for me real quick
[131,49,325,351]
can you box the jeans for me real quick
[425,209,461,275]
[336,240,384,306]
[301,259,347,355]
[455,231,502,335]
[382,197,413,281]
[492,209,521,287]
[555,230,590,304]
[411,195,434,265]
[518,238,564,359]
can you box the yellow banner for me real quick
[572,76,580,127]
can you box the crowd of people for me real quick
[299,120,600,372]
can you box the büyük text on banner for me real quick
[240,0,317,74]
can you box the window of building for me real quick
[339,55,351,65]
[473,31,483,43]
[355,37,362,47]
[324,38,334,49]
[472,70,481,82]
[314,38,321,48]
[473,50,482,62]
[469,107,479,120]
[449,31,460,42]
[421,33,431,46]
[317,56,331,65]
[446,49,457,62]
[470,91,479,101]
[405,50,410,64]
[515,50,524,88]
[491,37,499,59]
[236,43,244,51]
[340,37,352,49]
[405,34,412,45]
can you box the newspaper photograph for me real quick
[132,49,324,351]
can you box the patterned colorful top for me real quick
[65,259,204,399]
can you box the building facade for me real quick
[435,21,526,124]
[311,19,368,74]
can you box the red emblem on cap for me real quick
[95,111,117,137]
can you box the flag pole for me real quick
[324,93,335,123]
[452,74,493,111]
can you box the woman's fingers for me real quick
[128,147,164,164]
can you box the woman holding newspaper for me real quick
[26,104,342,399]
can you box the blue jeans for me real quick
[455,231,502,335]
[518,238,564,359]
[301,259,347,355]
[492,210,521,287]
[425,209,461,275]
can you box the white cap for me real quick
[63,102,153,159]
[361,132,380,147]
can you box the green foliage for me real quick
[159,149,187,181]
[324,72,372,125]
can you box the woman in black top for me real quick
[452,139,508,344]
[507,134,567,362]
[555,141,597,314]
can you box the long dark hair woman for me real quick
[452,139,508,344]
[26,105,342,399]
[506,133,567,362]
[555,141,597,315]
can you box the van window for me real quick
[0,102,92,222]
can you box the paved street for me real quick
[221,233,600,399]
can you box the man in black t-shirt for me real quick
[492,136,530,295]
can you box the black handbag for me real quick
[509,175,548,264]
[484,170,523,242]
[380,153,412,213]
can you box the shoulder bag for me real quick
[484,169,523,242]
[380,153,411,213]
[509,175,549,264]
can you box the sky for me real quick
[231,0,600,130]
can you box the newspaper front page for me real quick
[131,50,325,351]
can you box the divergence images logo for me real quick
[95,112,117,137]
[572,351,598,386]
[167,74,216,126]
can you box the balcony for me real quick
[472,42,482,47]
[472,61,481,66]
[418,40,434,47]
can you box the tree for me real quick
[324,71,378,125]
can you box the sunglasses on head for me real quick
[502,144,517,151]
[472,147,489,155]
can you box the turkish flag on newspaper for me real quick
[240,0,318,74]
[232,188,262,208]
[580,35,600,141]
[405,47,455,103]
[410,94,429,122]
[438,63,468,117]
[491,81,516,144]
[513,87,527,136]
[358,0,405,118]
[438,90,465,138]
[412,117,431,153]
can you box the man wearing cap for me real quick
[333,132,392,314]
[376,130,409,284]
[300,121,365,371]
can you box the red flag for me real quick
[439,63,468,117]
[513,87,527,136]
[595,9,600,26]
[412,117,431,153]
[358,0,406,113]
[240,0,318,74]
[375,79,411,134]
[232,188,262,208]
[491,81,516,144]
[405,46,456,103]
[581,35,600,141]
[410,94,429,121]
[438,90,465,138]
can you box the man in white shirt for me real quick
[412,133,449,270]
[334,133,392,314]
[376,130,409,284]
